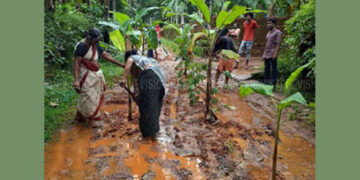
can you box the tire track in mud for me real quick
[45,51,315,180]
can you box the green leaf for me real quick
[110,11,130,25]
[211,97,218,104]
[109,30,125,52]
[165,12,177,17]
[189,0,210,23]
[135,7,160,22]
[126,30,142,46]
[216,11,229,28]
[188,32,208,53]
[284,60,313,94]
[224,70,231,78]
[211,87,218,95]
[152,20,163,26]
[184,13,204,25]
[224,5,247,25]
[247,9,266,13]
[162,23,181,33]
[98,21,120,29]
[223,104,236,110]
[146,27,158,50]
[224,84,231,90]
[220,49,240,60]
[309,102,316,109]
[222,1,231,11]
[239,83,274,97]
[279,92,307,110]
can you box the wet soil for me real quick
[45,52,315,180]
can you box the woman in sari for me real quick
[120,50,166,138]
[73,28,124,127]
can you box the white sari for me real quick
[75,40,106,120]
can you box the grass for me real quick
[161,38,180,55]
[44,61,123,142]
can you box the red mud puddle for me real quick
[125,140,205,180]
[44,124,97,180]
[214,91,315,179]
[45,100,205,180]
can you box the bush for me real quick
[44,1,106,69]
[278,0,315,100]
[192,39,208,57]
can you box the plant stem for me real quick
[205,29,219,115]
[272,107,283,180]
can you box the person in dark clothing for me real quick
[213,29,238,86]
[263,18,282,86]
[120,50,166,138]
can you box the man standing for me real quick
[263,18,282,86]
[156,24,162,45]
[236,12,259,69]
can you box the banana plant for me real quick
[188,0,265,116]
[239,59,314,180]
[99,7,160,121]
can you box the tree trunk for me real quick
[181,14,185,24]
[175,0,179,24]
[112,0,116,13]
[45,0,55,10]
[209,0,212,14]
[104,0,109,20]
[268,3,275,18]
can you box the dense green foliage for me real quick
[278,0,315,99]
[45,1,106,68]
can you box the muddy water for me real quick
[214,91,315,179]
[45,55,315,179]
[44,124,97,180]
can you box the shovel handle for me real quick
[123,86,138,105]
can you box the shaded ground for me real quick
[45,51,315,180]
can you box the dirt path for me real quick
[45,53,315,180]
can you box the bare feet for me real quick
[90,120,103,128]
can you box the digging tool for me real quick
[122,86,138,105]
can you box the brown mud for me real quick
[45,51,314,180]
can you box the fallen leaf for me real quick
[49,102,58,107]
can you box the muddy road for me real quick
[45,53,315,180]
